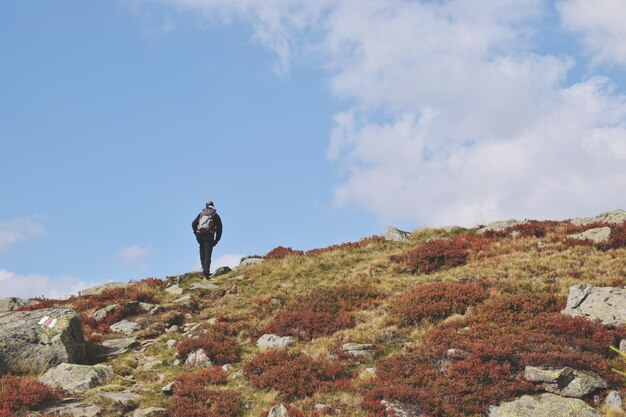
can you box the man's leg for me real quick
[199,241,206,272]
[202,242,214,278]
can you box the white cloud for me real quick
[130,0,626,226]
[117,245,152,263]
[0,217,45,253]
[0,269,95,299]
[558,0,626,66]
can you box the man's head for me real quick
[206,201,214,208]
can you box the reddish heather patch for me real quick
[176,323,240,365]
[261,284,381,341]
[391,234,493,274]
[388,280,489,326]
[0,374,61,413]
[245,350,351,399]
[265,246,304,260]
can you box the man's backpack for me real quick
[197,209,216,233]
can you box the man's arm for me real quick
[192,213,200,232]
[214,214,223,243]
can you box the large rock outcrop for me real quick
[0,297,36,312]
[561,285,626,328]
[0,308,85,375]
[571,209,626,226]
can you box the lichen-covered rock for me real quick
[561,284,626,328]
[0,297,36,312]
[566,227,612,243]
[40,363,113,393]
[385,226,410,242]
[380,400,420,417]
[91,304,118,322]
[256,334,295,350]
[477,219,526,234]
[99,391,142,406]
[43,402,101,417]
[571,209,626,226]
[0,307,85,375]
[240,257,265,267]
[165,284,184,295]
[212,266,232,276]
[524,366,607,398]
[605,391,623,412]
[110,319,142,334]
[488,393,599,417]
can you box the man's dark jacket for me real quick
[192,208,223,244]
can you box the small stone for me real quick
[174,295,192,304]
[91,304,118,321]
[222,364,232,372]
[165,284,184,296]
[606,390,623,411]
[341,342,373,357]
[267,403,289,417]
[207,317,218,325]
[132,408,168,417]
[256,334,296,350]
[162,381,177,396]
[165,339,177,348]
[166,325,179,333]
[190,281,220,291]
[184,348,213,368]
[365,367,377,374]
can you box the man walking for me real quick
[192,201,222,278]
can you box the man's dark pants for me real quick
[198,239,214,278]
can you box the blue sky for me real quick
[2,0,626,298]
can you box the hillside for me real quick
[1,210,626,417]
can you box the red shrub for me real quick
[265,246,304,260]
[244,350,351,399]
[306,236,385,256]
[261,284,380,341]
[172,367,228,399]
[169,389,241,417]
[364,293,622,417]
[0,375,61,412]
[391,235,492,274]
[388,280,489,326]
[176,325,240,365]
[137,277,166,288]
[599,223,626,250]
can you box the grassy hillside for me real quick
[3,215,626,417]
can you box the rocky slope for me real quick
[1,210,626,417]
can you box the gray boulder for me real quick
[0,308,85,375]
[165,284,184,295]
[379,400,420,417]
[256,334,295,350]
[110,320,142,334]
[91,304,118,322]
[385,226,411,242]
[190,281,220,291]
[477,219,526,234]
[99,391,142,406]
[524,366,607,398]
[43,402,101,417]
[40,363,113,393]
[489,393,599,417]
[566,227,612,243]
[571,209,626,226]
[605,391,623,412]
[79,282,128,296]
[212,266,232,277]
[92,337,139,360]
[0,297,36,312]
[240,257,265,267]
[561,284,626,327]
